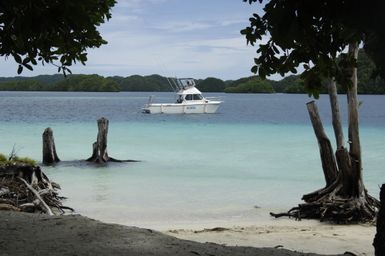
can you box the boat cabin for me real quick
[176,86,205,103]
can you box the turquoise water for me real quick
[0,92,384,228]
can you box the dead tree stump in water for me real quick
[87,117,110,163]
[374,184,385,256]
[42,128,60,165]
[86,117,137,163]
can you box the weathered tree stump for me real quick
[374,184,385,255]
[42,127,60,165]
[86,117,137,163]
[87,117,110,163]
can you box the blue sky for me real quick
[0,0,264,80]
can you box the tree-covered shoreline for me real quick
[0,50,384,94]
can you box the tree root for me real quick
[271,193,378,223]
[0,163,72,215]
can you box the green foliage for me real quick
[272,75,302,93]
[225,77,274,93]
[0,59,383,94]
[53,74,119,92]
[0,0,115,75]
[196,77,226,92]
[242,0,385,97]
[0,153,36,166]
[357,50,385,94]
[113,74,171,92]
[0,153,7,162]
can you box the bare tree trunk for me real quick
[374,184,385,256]
[347,42,363,198]
[327,79,344,149]
[87,117,110,163]
[306,101,338,186]
[42,127,60,165]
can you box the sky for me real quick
[0,0,265,80]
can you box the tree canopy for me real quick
[0,0,116,74]
[241,0,385,97]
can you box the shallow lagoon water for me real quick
[0,91,384,229]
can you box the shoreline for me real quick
[165,220,375,255]
[71,207,376,255]
[0,211,373,256]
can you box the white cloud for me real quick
[152,21,214,33]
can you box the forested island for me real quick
[0,49,384,94]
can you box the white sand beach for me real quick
[165,219,375,256]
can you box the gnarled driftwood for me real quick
[0,163,72,214]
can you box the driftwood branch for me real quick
[18,177,54,215]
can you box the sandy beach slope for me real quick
[0,211,344,256]
[166,220,375,256]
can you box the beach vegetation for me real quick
[0,153,37,166]
[242,0,383,223]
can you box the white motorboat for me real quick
[142,78,222,114]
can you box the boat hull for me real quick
[143,102,221,114]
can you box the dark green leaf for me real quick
[24,63,33,71]
[17,65,23,74]
[251,65,258,73]
[14,54,22,64]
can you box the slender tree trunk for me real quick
[327,79,344,149]
[306,101,338,186]
[42,127,60,165]
[347,42,363,197]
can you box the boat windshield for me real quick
[179,79,196,88]
[185,94,203,101]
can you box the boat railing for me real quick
[146,95,154,106]
[205,96,223,102]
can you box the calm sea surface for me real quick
[0,91,384,229]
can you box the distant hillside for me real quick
[0,49,383,93]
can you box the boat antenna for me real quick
[165,76,177,92]
[153,58,179,92]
